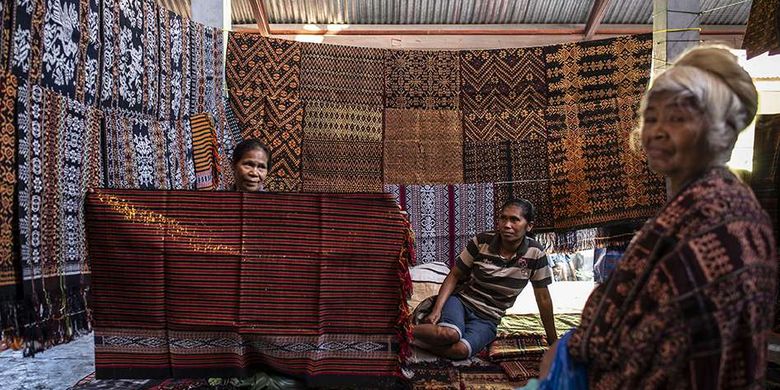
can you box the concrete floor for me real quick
[0,333,94,390]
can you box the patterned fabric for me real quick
[569,167,777,389]
[544,34,665,230]
[225,33,301,139]
[254,96,303,192]
[12,0,100,103]
[16,80,102,351]
[86,190,413,387]
[743,0,780,59]
[0,0,12,69]
[384,109,463,184]
[384,49,460,110]
[190,113,219,190]
[302,101,383,192]
[385,183,494,266]
[0,70,16,289]
[300,42,384,107]
[751,114,780,332]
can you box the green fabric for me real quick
[497,313,581,337]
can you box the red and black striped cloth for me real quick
[85,190,414,388]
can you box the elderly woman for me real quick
[231,138,271,192]
[532,46,777,389]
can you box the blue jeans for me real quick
[438,295,497,357]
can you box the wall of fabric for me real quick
[742,0,780,58]
[226,32,666,264]
[0,0,228,353]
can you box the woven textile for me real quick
[752,114,780,242]
[1,0,12,69]
[251,96,304,192]
[190,113,219,190]
[302,101,383,192]
[226,33,301,139]
[16,80,102,351]
[86,190,413,387]
[300,42,384,106]
[0,70,16,289]
[385,183,494,266]
[384,50,460,110]
[544,34,665,230]
[385,109,463,184]
[743,0,780,58]
[12,0,101,103]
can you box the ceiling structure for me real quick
[159,0,751,48]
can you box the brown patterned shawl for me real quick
[568,167,777,389]
[384,108,463,184]
[742,0,780,59]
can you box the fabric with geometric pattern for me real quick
[300,42,384,107]
[302,101,383,192]
[544,34,664,230]
[190,113,219,190]
[742,0,780,58]
[384,49,460,110]
[255,96,303,192]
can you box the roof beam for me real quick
[249,0,270,36]
[233,23,744,36]
[584,0,613,39]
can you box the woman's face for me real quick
[641,92,711,184]
[233,148,268,192]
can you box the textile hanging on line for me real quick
[384,49,460,110]
[225,33,302,191]
[544,34,665,230]
[385,183,495,266]
[15,79,102,352]
[460,47,553,229]
[86,190,414,388]
[0,70,18,349]
[384,108,463,184]
[190,112,219,190]
[301,101,384,192]
[742,0,780,59]
[12,0,101,104]
[300,42,385,107]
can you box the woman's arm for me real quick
[422,266,465,324]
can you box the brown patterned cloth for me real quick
[544,34,665,230]
[300,42,384,107]
[225,33,301,140]
[569,167,777,389]
[258,95,304,192]
[384,50,460,110]
[302,101,383,192]
[0,70,15,290]
[384,109,463,184]
[751,114,780,332]
[743,0,780,59]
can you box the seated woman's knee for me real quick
[436,326,461,344]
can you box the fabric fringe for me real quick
[535,229,597,254]
[395,221,416,370]
[0,297,23,351]
[22,283,92,356]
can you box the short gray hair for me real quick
[639,46,758,165]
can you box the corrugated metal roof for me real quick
[165,0,752,27]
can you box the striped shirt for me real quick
[455,232,552,323]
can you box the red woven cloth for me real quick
[85,190,413,388]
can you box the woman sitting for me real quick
[532,46,776,389]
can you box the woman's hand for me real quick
[422,309,441,324]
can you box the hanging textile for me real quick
[385,183,495,266]
[743,0,780,59]
[225,33,302,139]
[300,42,384,107]
[460,47,553,229]
[752,114,780,243]
[190,112,219,190]
[384,49,460,110]
[301,101,384,192]
[384,109,463,184]
[1,0,13,69]
[0,70,18,349]
[544,34,665,230]
[16,79,102,352]
[86,190,413,388]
